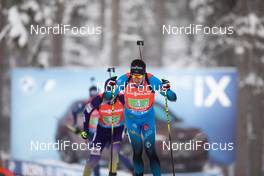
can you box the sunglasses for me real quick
[131,74,144,79]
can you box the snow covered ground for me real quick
[3,157,224,176]
[4,159,131,176]
[145,164,223,176]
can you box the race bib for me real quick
[128,98,149,109]
[102,115,120,125]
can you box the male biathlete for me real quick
[105,59,177,176]
[80,84,125,176]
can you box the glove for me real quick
[80,130,94,141]
[105,76,117,90]
[80,131,88,139]
[161,79,171,91]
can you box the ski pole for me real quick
[136,40,144,60]
[107,67,116,175]
[164,90,176,176]
[65,124,77,133]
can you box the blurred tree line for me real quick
[0,0,263,175]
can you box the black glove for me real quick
[161,79,171,91]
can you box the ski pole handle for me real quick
[136,40,144,60]
[137,40,144,46]
[107,67,116,78]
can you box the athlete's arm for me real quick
[83,95,103,132]
[72,103,85,126]
[148,75,177,102]
[72,107,79,126]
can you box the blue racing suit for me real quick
[105,73,177,176]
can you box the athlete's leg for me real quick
[83,126,107,176]
[142,110,161,176]
[108,126,124,175]
[83,152,101,176]
[129,129,144,175]
[125,110,144,175]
